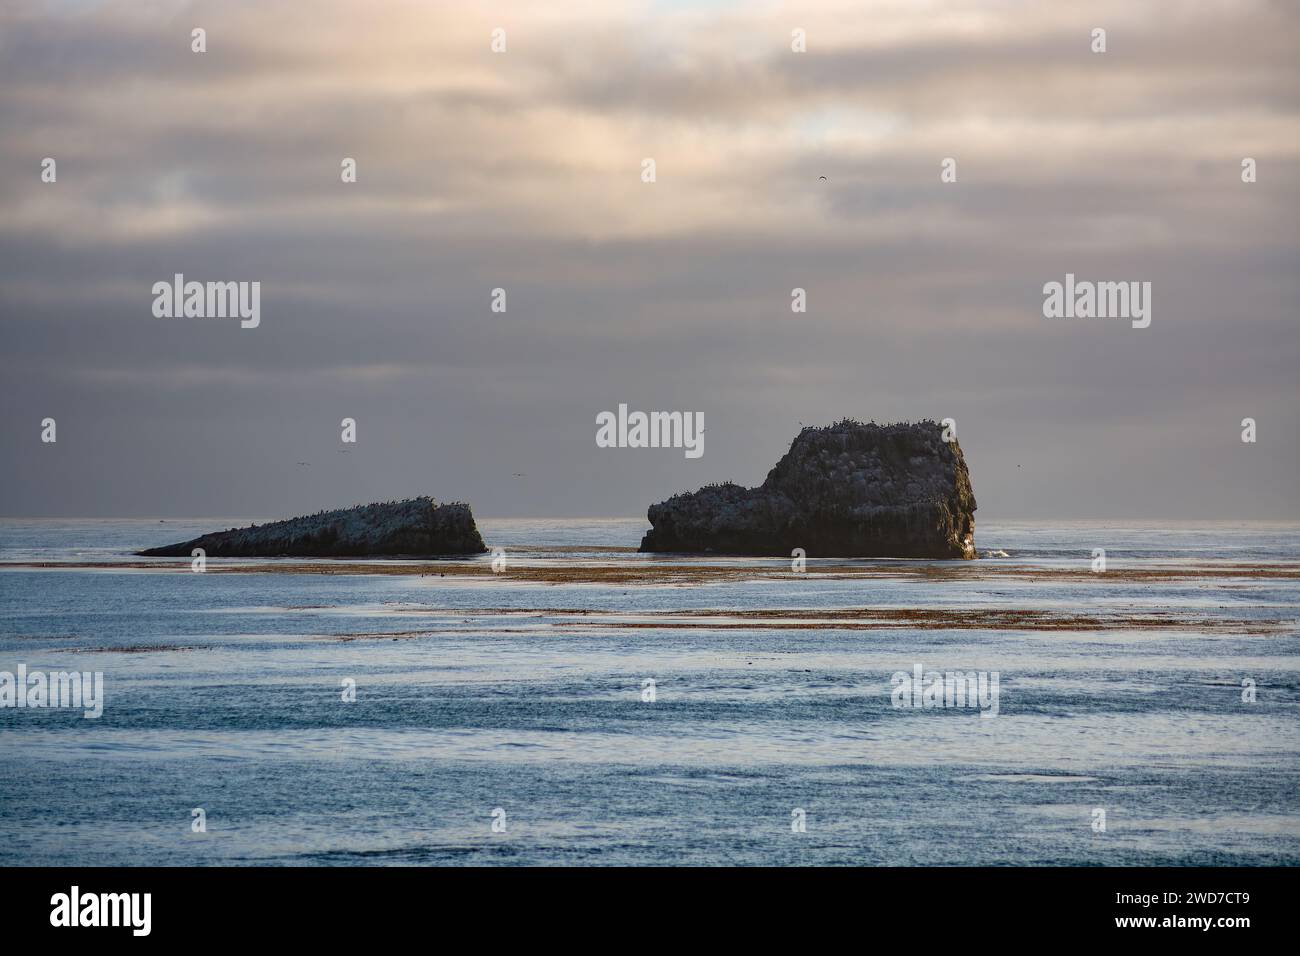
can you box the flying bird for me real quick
[818,176,827,181]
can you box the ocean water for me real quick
[1,517,1297,866]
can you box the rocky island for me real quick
[639,419,976,558]
[138,497,487,557]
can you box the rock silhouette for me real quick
[138,497,486,557]
[639,419,976,558]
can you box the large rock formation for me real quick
[639,420,976,558]
[138,497,487,557]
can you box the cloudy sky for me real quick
[1,0,1297,521]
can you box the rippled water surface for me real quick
[1,518,1297,865]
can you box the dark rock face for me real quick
[138,497,487,557]
[639,420,976,558]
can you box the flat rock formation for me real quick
[639,420,976,558]
[138,497,487,557]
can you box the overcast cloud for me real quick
[1,0,1297,520]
